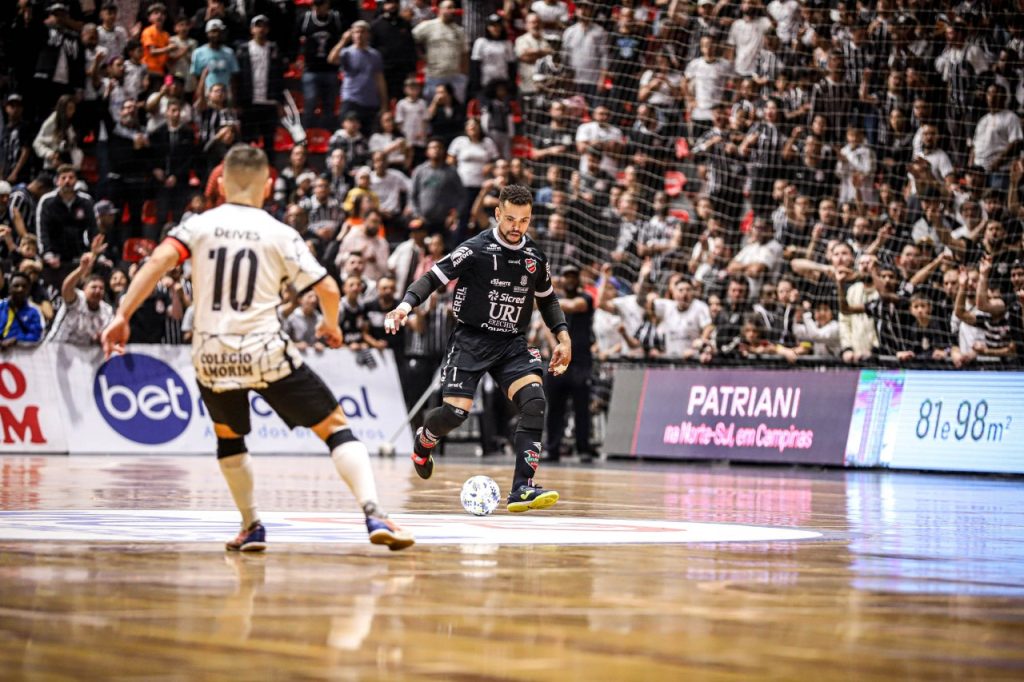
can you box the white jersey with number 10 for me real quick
[167,203,328,391]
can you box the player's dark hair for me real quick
[224,144,268,173]
[499,184,533,207]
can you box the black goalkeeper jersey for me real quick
[429,228,555,336]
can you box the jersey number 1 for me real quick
[209,247,258,311]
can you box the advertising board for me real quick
[845,370,1024,474]
[606,367,859,464]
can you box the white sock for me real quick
[331,439,380,511]
[219,453,258,528]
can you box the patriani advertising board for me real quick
[606,367,859,465]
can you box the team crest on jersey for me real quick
[525,258,537,274]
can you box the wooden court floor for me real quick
[0,453,1022,681]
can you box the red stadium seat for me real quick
[284,59,303,80]
[274,127,296,153]
[305,128,332,154]
[664,171,687,197]
[740,209,754,234]
[510,99,522,124]
[511,136,532,159]
[669,209,690,223]
[80,155,99,185]
[122,238,157,263]
[141,200,158,225]
[675,137,690,160]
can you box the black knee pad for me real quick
[425,402,470,437]
[513,383,546,432]
[326,427,358,450]
[216,437,247,459]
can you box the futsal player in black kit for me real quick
[385,185,572,512]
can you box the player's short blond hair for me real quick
[224,144,268,177]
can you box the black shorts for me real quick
[439,324,545,398]
[197,363,339,436]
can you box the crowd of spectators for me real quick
[3,0,1024,386]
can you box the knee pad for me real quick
[216,437,247,459]
[425,402,470,437]
[513,383,546,431]
[326,427,358,451]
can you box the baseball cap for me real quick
[250,14,269,27]
[47,3,69,13]
[698,0,714,7]
[0,181,12,196]
[560,264,580,277]
[94,199,117,216]
[5,93,23,105]
[205,18,226,32]
[486,13,502,24]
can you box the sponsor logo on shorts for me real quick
[94,354,192,445]
[525,258,537,274]
[527,348,542,363]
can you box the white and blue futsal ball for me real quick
[460,476,501,516]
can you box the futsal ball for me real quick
[460,476,501,516]
[378,442,395,457]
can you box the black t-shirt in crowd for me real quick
[365,298,405,359]
[339,297,367,346]
[125,286,171,344]
[562,288,594,367]
[429,228,555,336]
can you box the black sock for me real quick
[512,426,542,490]
[422,404,468,445]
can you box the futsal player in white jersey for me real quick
[101,145,414,552]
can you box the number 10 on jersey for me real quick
[209,247,259,312]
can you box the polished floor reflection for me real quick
[0,454,1022,680]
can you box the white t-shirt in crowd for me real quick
[47,289,113,345]
[514,33,550,94]
[684,57,734,121]
[593,307,624,358]
[972,109,1023,172]
[728,16,773,76]
[471,37,516,87]
[530,1,569,29]
[369,167,413,215]
[767,0,801,43]
[447,135,500,187]
[610,294,645,340]
[654,298,712,358]
[395,97,429,148]
[167,203,328,390]
[576,121,625,176]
